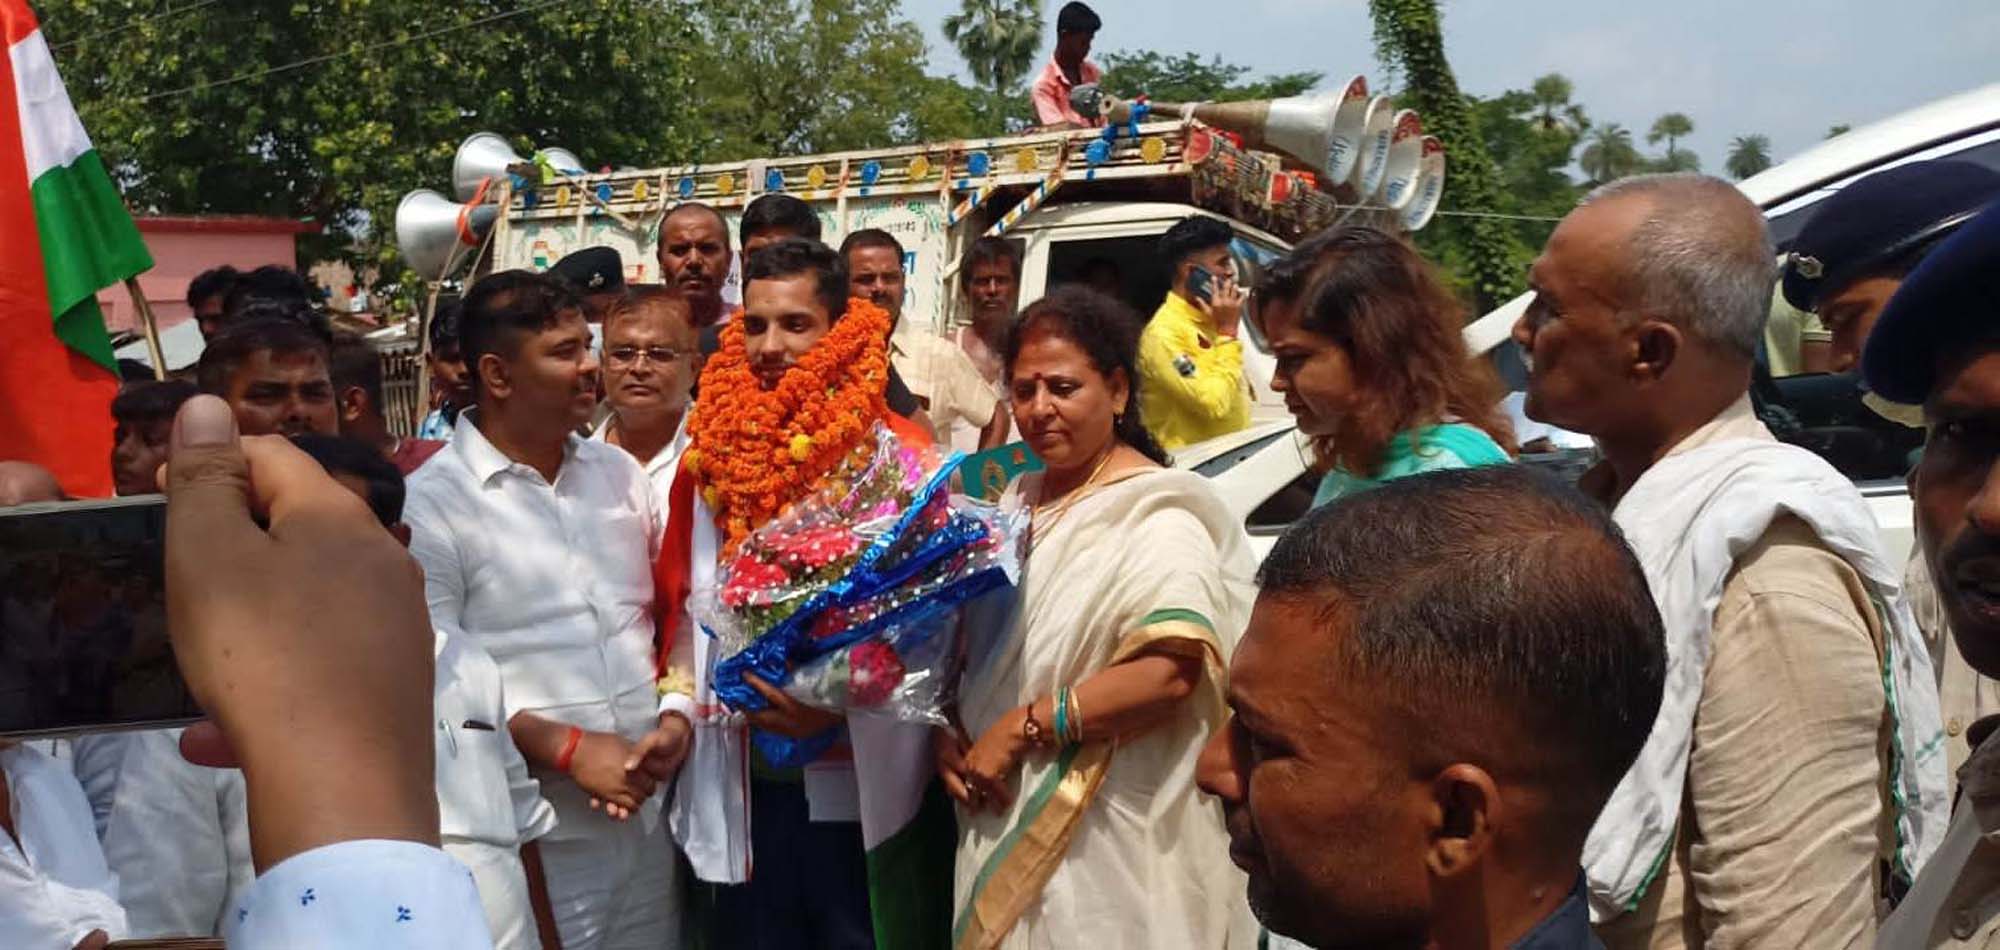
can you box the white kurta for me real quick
[100,727,253,937]
[0,743,127,947]
[406,412,681,950]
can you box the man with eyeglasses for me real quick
[593,286,699,518]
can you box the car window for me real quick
[1755,370,1923,484]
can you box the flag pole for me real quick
[124,277,167,381]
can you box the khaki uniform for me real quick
[1880,720,2000,947]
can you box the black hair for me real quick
[428,298,464,354]
[961,236,1024,291]
[195,318,332,395]
[1258,465,1666,845]
[186,265,240,310]
[222,266,312,320]
[111,379,198,425]
[1056,1,1101,33]
[1158,215,1234,268]
[223,292,333,340]
[839,228,905,261]
[458,270,587,398]
[118,359,156,382]
[290,433,405,528]
[328,333,383,413]
[740,193,821,246]
[744,239,849,321]
[1005,285,1168,465]
[662,201,729,239]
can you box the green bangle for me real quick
[1053,689,1069,748]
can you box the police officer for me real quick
[1868,200,2000,948]
[550,246,629,322]
[1782,160,2000,375]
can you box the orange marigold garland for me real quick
[686,298,893,552]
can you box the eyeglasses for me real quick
[605,345,685,367]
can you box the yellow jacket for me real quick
[1137,292,1250,451]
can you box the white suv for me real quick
[1188,82,2000,561]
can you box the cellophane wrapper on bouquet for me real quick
[692,423,1027,767]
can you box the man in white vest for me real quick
[1512,172,1949,947]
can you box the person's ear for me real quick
[1109,367,1130,418]
[478,351,511,401]
[336,385,368,425]
[1425,763,1499,881]
[1630,318,1683,384]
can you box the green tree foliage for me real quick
[1647,112,1694,169]
[1098,50,1320,103]
[942,0,1042,96]
[686,0,1012,161]
[1580,123,1642,183]
[42,0,702,276]
[1528,73,1587,136]
[1726,134,1774,179]
[1368,0,1522,311]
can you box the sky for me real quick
[898,0,2000,173]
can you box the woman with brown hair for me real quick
[1253,226,1515,507]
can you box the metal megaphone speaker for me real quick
[1091,80,1370,185]
[1350,96,1396,198]
[1376,110,1426,211]
[1400,135,1447,232]
[453,132,528,201]
[396,188,499,279]
[535,147,586,176]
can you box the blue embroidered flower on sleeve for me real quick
[299,888,316,906]
[396,905,413,923]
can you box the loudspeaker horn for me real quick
[453,132,527,201]
[1400,135,1447,232]
[1350,97,1396,198]
[396,189,498,279]
[1093,82,1371,184]
[536,147,586,176]
[1375,110,1426,211]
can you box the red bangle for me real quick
[554,726,583,774]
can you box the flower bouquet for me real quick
[691,423,1026,767]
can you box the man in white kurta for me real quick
[405,270,689,950]
[100,727,253,937]
[0,742,128,947]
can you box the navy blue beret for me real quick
[1861,201,2000,404]
[549,246,625,294]
[1781,160,2000,312]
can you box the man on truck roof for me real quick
[1032,2,1103,130]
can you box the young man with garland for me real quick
[657,239,951,950]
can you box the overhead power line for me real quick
[50,0,222,52]
[134,0,587,105]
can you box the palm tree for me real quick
[1529,73,1586,135]
[1579,123,1640,184]
[942,0,1043,97]
[1726,134,1773,180]
[1647,112,1694,168]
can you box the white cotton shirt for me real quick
[590,412,690,536]
[0,743,128,947]
[434,627,558,850]
[405,412,666,835]
[225,839,493,949]
[100,727,254,937]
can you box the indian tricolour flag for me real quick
[2,0,151,497]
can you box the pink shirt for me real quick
[1031,57,1103,127]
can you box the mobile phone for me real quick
[0,496,201,738]
[1187,265,1215,305]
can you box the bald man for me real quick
[1513,173,1948,947]
[0,462,65,507]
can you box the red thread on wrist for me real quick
[554,726,583,774]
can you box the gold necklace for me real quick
[1028,448,1116,554]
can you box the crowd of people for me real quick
[5,157,2000,950]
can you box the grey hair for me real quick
[1581,173,1775,360]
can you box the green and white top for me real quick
[1311,422,1510,508]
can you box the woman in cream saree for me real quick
[941,287,1260,950]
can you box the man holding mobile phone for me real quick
[1138,215,1252,452]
